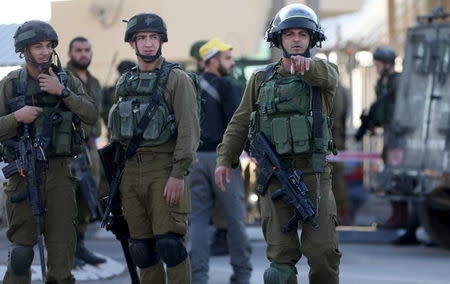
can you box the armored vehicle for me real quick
[377,7,450,249]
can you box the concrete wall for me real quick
[51,0,272,84]
[51,0,365,85]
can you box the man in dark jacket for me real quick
[188,38,252,284]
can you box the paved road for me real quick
[1,194,449,283]
[1,229,446,284]
[58,238,450,284]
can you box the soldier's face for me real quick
[374,60,393,76]
[69,40,92,69]
[281,28,310,54]
[28,40,53,64]
[131,32,161,57]
[218,50,235,76]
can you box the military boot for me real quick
[378,201,408,229]
[73,256,86,269]
[76,232,106,265]
[263,263,295,284]
[210,229,229,256]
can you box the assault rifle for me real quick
[249,132,318,232]
[354,110,373,141]
[1,96,47,280]
[355,71,397,141]
[99,141,139,284]
[69,147,103,221]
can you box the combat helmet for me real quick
[190,40,208,60]
[14,20,58,53]
[373,46,396,64]
[124,13,167,62]
[124,13,168,42]
[266,3,325,57]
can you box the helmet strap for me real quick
[24,48,53,73]
[280,42,310,58]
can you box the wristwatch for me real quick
[60,87,71,98]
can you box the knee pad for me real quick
[263,263,294,284]
[155,233,187,267]
[128,238,160,268]
[7,245,34,275]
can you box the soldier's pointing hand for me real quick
[290,55,310,75]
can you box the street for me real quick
[82,238,450,284]
[1,225,450,284]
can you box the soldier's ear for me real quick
[129,41,135,50]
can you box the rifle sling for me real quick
[311,86,325,173]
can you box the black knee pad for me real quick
[128,238,160,268]
[155,233,187,267]
[8,245,34,275]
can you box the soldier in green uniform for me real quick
[108,13,199,283]
[66,36,106,266]
[190,40,208,74]
[0,21,97,283]
[215,4,341,283]
[369,47,408,229]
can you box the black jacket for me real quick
[198,72,241,151]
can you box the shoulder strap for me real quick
[262,63,278,82]
[12,68,27,97]
[311,86,325,173]
[199,75,221,103]
[124,61,177,159]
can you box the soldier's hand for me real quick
[38,68,64,95]
[215,166,231,192]
[13,106,43,124]
[163,177,184,206]
[290,55,310,75]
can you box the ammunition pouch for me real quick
[108,96,176,146]
[249,112,333,156]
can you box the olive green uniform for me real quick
[0,67,97,284]
[331,83,351,217]
[109,57,199,283]
[66,63,103,233]
[217,58,342,283]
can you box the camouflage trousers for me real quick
[261,159,341,284]
[3,157,77,284]
[120,151,192,283]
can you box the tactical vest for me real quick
[108,66,176,146]
[248,65,334,157]
[6,68,83,158]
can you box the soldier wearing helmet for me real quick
[215,4,341,283]
[107,13,199,283]
[190,40,208,73]
[0,21,97,283]
[369,47,408,230]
